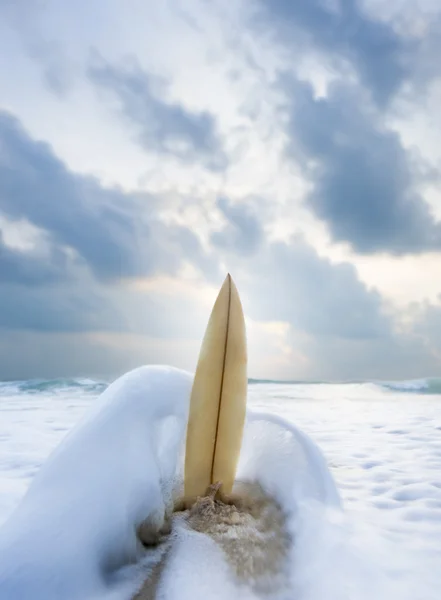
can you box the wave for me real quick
[377,378,441,395]
[249,377,441,395]
[0,378,108,396]
[1,376,441,397]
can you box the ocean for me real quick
[1,376,441,598]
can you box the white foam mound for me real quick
[238,410,341,509]
[0,365,343,600]
[0,365,193,600]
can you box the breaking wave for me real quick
[0,378,108,396]
[377,378,441,394]
[250,377,441,395]
[1,376,441,397]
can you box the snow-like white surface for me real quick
[0,366,193,600]
[1,377,441,599]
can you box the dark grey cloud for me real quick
[245,237,389,340]
[0,234,124,335]
[0,111,144,280]
[0,232,68,286]
[253,0,413,104]
[0,111,217,281]
[247,0,441,255]
[282,80,441,254]
[88,53,226,170]
[211,196,264,255]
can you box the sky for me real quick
[1,0,441,382]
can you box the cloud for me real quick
[244,238,389,340]
[409,299,441,360]
[0,111,217,281]
[1,0,441,382]
[211,196,264,255]
[0,110,222,370]
[209,195,389,339]
[29,39,73,96]
[0,0,74,96]
[236,234,441,381]
[207,200,440,380]
[88,53,226,170]
[237,233,441,380]
[1,177,440,380]
[0,235,211,340]
[252,0,413,104]
[281,80,441,254]
[0,231,69,286]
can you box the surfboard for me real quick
[135,274,341,599]
[184,274,248,499]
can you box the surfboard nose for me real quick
[184,274,248,498]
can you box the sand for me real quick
[133,481,291,599]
